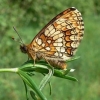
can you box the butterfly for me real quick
[20,7,84,70]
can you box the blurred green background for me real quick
[0,0,100,100]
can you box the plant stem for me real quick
[0,68,18,73]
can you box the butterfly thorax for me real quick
[20,44,43,61]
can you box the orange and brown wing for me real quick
[31,7,84,61]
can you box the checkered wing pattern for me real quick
[31,7,84,62]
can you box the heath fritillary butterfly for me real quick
[20,7,84,69]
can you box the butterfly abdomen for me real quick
[47,59,67,69]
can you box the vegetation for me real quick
[0,0,100,100]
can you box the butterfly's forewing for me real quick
[26,7,84,69]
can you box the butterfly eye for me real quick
[20,45,27,53]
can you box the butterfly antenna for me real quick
[13,26,24,45]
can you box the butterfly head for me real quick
[20,44,28,53]
[20,44,37,61]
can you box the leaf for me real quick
[18,70,47,100]
[23,80,29,100]
[39,68,53,91]
[30,90,37,100]
[19,60,78,81]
